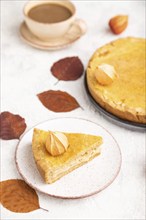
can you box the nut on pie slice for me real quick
[32,128,103,184]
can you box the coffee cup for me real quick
[23,0,76,41]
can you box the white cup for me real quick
[23,0,76,41]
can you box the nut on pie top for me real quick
[87,37,146,124]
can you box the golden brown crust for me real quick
[87,37,146,124]
[32,128,102,184]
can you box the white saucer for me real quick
[15,117,122,199]
[20,20,87,50]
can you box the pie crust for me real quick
[32,128,103,183]
[86,37,146,124]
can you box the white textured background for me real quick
[1,0,146,219]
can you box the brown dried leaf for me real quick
[0,111,27,140]
[0,179,39,213]
[37,90,80,112]
[51,56,84,81]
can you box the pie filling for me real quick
[45,145,101,183]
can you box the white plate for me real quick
[15,117,122,199]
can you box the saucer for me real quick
[20,19,87,50]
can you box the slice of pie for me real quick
[32,128,103,184]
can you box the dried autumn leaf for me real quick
[0,111,27,140]
[0,179,40,213]
[51,56,84,81]
[37,90,80,112]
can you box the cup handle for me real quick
[73,18,87,35]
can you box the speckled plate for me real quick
[20,19,87,50]
[15,117,122,199]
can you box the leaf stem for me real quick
[40,206,49,212]
[54,79,60,86]
[80,105,84,111]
